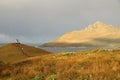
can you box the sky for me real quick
[0,0,120,43]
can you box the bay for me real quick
[39,47,94,53]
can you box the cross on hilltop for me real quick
[15,39,30,57]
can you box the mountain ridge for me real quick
[42,21,120,47]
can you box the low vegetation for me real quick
[0,43,51,63]
[0,61,5,67]
[0,49,120,80]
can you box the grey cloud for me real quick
[0,0,120,43]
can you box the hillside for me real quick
[0,43,51,63]
[0,49,120,80]
[43,21,120,47]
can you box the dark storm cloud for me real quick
[0,0,120,43]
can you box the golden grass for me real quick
[0,43,51,63]
[0,49,120,80]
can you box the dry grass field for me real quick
[0,49,120,80]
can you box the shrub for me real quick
[0,60,5,66]
[32,75,45,80]
[46,74,57,80]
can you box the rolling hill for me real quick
[43,21,120,47]
[0,43,51,63]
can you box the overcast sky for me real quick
[0,0,120,43]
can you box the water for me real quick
[39,47,94,53]
[1,43,119,53]
[0,43,6,46]
[0,43,94,53]
[39,46,120,53]
[0,43,93,53]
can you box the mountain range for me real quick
[43,21,120,47]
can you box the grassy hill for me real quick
[0,43,51,63]
[0,49,120,80]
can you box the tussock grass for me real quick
[0,49,120,80]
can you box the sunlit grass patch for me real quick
[0,49,120,79]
